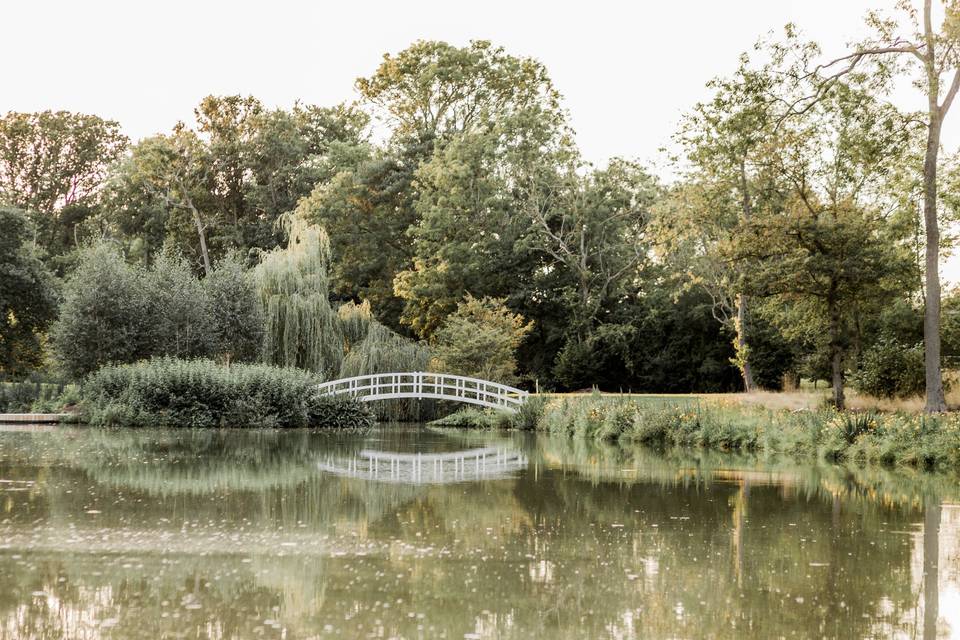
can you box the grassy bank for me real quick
[433,392,960,471]
[533,393,960,470]
[82,358,373,429]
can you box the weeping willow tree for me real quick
[338,300,374,351]
[256,215,344,377]
[340,322,435,421]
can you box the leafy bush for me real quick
[52,243,156,378]
[53,243,268,378]
[850,338,927,399]
[511,395,546,430]
[428,394,546,430]
[308,395,378,430]
[204,251,265,363]
[82,357,372,429]
[429,407,514,429]
[430,295,532,385]
[0,380,77,413]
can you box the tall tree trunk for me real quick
[922,0,948,412]
[735,294,756,392]
[187,199,212,277]
[736,162,756,392]
[828,295,845,410]
[923,114,947,411]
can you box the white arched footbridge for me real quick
[316,372,528,412]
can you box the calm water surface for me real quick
[0,425,958,639]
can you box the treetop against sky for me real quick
[9,0,956,168]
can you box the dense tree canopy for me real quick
[0,208,58,376]
[6,23,960,402]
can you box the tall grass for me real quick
[534,392,960,471]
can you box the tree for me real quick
[356,40,562,143]
[730,85,918,408]
[255,215,344,377]
[112,131,215,275]
[431,295,532,384]
[522,159,658,342]
[204,251,265,364]
[145,251,213,359]
[664,61,783,391]
[296,139,421,330]
[0,111,127,215]
[0,111,127,271]
[105,97,370,273]
[0,208,58,376]
[779,0,960,411]
[51,243,155,378]
[393,123,554,337]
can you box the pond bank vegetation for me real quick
[435,392,960,472]
[81,358,373,429]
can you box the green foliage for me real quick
[428,395,546,430]
[3,39,942,400]
[338,300,374,350]
[850,338,927,399]
[145,251,213,358]
[534,394,960,471]
[204,251,265,363]
[0,208,59,376]
[255,216,344,377]
[52,242,267,378]
[356,39,562,141]
[308,395,377,430]
[429,407,514,430]
[511,395,547,430]
[51,243,155,378]
[431,295,532,385]
[105,96,369,270]
[0,380,77,413]
[82,357,372,429]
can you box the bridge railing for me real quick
[316,372,528,411]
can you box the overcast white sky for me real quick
[7,0,960,279]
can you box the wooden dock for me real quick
[0,413,70,424]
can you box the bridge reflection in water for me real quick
[317,446,527,484]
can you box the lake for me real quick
[0,425,956,639]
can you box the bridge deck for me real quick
[317,372,528,412]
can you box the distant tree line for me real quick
[5,6,960,408]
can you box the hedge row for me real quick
[82,357,372,429]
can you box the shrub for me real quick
[146,251,214,359]
[51,243,155,378]
[430,295,532,385]
[850,338,926,399]
[511,395,546,430]
[430,407,514,429]
[52,243,268,378]
[204,251,265,363]
[82,357,373,429]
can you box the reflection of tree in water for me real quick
[0,427,955,638]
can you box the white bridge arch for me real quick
[316,372,528,412]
